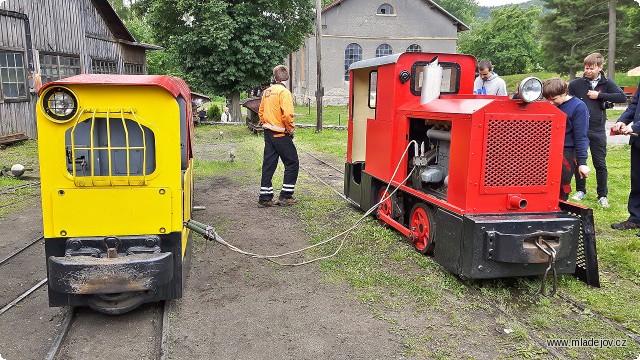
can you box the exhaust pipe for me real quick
[420,56,442,105]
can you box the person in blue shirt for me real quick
[568,53,627,207]
[542,78,591,200]
[610,84,640,231]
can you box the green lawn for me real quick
[503,72,639,94]
[2,121,639,358]
[194,124,640,359]
[294,104,349,127]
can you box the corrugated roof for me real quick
[90,0,163,50]
[90,0,136,42]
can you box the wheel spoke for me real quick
[410,204,433,254]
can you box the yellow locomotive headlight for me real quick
[42,87,78,122]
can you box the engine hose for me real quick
[184,140,421,267]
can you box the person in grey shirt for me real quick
[473,60,508,96]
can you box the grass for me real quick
[502,72,561,93]
[0,139,40,217]
[502,72,639,95]
[294,104,349,127]
[3,104,640,357]
[278,126,640,358]
[194,123,640,358]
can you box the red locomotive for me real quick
[343,52,599,287]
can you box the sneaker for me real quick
[611,220,640,230]
[572,191,586,201]
[598,197,610,208]
[258,199,280,208]
[279,197,299,206]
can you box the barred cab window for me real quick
[65,117,156,177]
[0,51,28,101]
[40,54,81,84]
[91,59,117,74]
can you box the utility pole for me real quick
[314,0,324,132]
[607,0,616,81]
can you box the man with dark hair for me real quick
[543,78,590,200]
[257,65,299,207]
[473,60,507,96]
[568,52,627,207]
[610,85,640,230]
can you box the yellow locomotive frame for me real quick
[37,75,194,314]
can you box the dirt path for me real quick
[4,125,638,359]
[168,175,403,359]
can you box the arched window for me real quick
[344,43,362,81]
[406,44,422,53]
[377,3,394,15]
[376,44,393,57]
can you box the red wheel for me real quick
[377,188,393,220]
[410,203,434,254]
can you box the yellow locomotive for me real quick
[36,75,194,314]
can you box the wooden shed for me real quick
[0,0,161,138]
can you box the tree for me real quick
[540,0,640,79]
[458,5,542,75]
[613,1,640,73]
[135,0,314,121]
[436,0,479,26]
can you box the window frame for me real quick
[375,44,393,58]
[368,70,377,110]
[0,49,29,103]
[406,44,422,53]
[39,53,82,84]
[124,63,145,75]
[376,3,395,15]
[91,59,118,74]
[409,61,462,96]
[344,43,363,81]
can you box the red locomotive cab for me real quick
[344,52,599,286]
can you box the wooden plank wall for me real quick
[0,99,37,137]
[0,13,26,49]
[0,0,147,138]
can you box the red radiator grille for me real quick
[482,118,552,190]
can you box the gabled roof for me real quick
[90,0,135,42]
[322,0,469,32]
[90,0,163,50]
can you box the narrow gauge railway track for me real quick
[299,158,640,356]
[0,278,47,316]
[299,150,350,203]
[0,181,41,195]
[0,181,41,210]
[0,235,47,316]
[45,300,172,360]
[0,235,43,266]
[300,150,344,175]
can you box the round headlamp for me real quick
[517,77,543,103]
[43,87,78,122]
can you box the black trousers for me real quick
[561,147,576,201]
[627,143,640,223]
[259,129,299,201]
[574,129,608,197]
